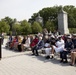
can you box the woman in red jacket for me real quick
[30,35,39,49]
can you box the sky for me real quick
[0,0,76,21]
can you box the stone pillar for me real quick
[58,9,69,34]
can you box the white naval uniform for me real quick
[45,39,65,56]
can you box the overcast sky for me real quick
[0,0,76,21]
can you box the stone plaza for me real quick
[0,38,76,75]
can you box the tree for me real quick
[31,21,42,34]
[63,5,76,28]
[1,17,16,31]
[21,20,32,35]
[29,5,76,28]
[29,13,38,22]
[12,24,21,35]
[0,20,10,33]
[45,20,55,32]
[29,6,59,27]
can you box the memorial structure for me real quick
[35,14,43,26]
[58,8,69,34]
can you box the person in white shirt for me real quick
[51,36,65,58]
[23,35,31,49]
[45,36,65,59]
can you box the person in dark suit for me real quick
[72,35,76,48]
[60,37,74,63]
[32,36,44,56]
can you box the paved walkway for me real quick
[0,39,76,75]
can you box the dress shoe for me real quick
[60,59,63,63]
[45,56,50,59]
[70,63,74,66]
[31,54,35,55]
[63,61,68,63]
[50,56,54,59]
[35,54,39,56]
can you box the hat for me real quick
[67,36,71,39]
[73,34,76,37]
[58,35,62,37]
[51,35,55,38]
[45,35,48,39]
[39,36,42,40]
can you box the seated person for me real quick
[44,34,51,48]
[30,35,39,49]
[60,37,74,63]
[72,35,76,48]
[70,49,76,66]
[6,35,13,48]
[44,36,56,59]
[51,36,65,58]
[9,36,18,49]
[22,35,31,50]
[31,36,44,56]
[17,36,22,51]
[44,43,51,59]
[21,36,26,51]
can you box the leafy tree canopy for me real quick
[31,21,42,34]
[0,20,10,33]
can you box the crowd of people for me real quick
[5,28,76,66]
